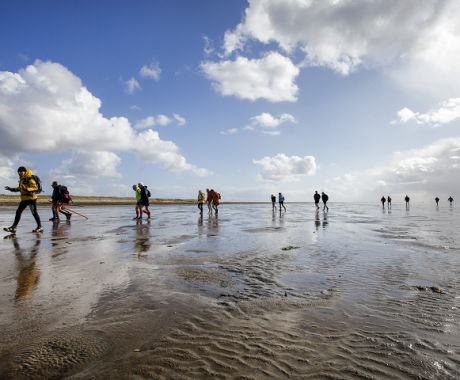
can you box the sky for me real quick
[1,0,460,202]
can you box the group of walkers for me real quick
[381,196,393,208]
[1,165,457,234]
[435,196,454,206]
[381,195,454,208]
[269,191,329,212]
[197,189,220,215]
[3,166,72,233]
[271,193,287,211]
[132,183,151,220]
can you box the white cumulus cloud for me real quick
[250,112,296,128]
[123,77,141,94]
[222,0,460,77]
[201,51,299,102]
[140,61,161,80]
[0,60,211,177]
[253,153,316,182]
[394,98,460,127]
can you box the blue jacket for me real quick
[279,194,284,202]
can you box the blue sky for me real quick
[1,0,460,202]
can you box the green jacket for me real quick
[197,193,205,203]
[135,188,141,202]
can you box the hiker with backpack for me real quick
[211,189,220,214]
[138,182,151,220]
[50,181,71,221]
[3,166,43,233]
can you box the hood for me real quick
[21,170,33,179]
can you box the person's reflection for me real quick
[4,236,41,303]
[135,218,150,254]
[322,212,329,228]
[51,221,62,236]
[198,214,203,226]
[315,210,321,230]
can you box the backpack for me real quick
[24,175,43,195]
[61,186,71,203]
[146,188,151,198]
[218,193,221,200]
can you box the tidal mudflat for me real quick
[0,203,459,379]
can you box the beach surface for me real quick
[0,194,196,205]
[0,203,459,379]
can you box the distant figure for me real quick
[133,184,142,219]
[435,197,440,205]
[387,196,391,208]
[197,190,205,214]
[321,192,329,211]
[138,182,151,220]
[206,188,213,214]
[211,189,219,214]
[448,196,454,205]
[271,194,276,211]
[381,196,386,207]
[314,191,321,210]
[405,195,410,208]
[278,192,286,212]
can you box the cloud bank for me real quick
[0,60,210,176]
[394,98,460,127]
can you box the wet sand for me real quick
[0,203,459,379]
[0,195,196,205]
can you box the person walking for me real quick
[321,192,329,211]
[381,196,386,208]
[197,190,205,214]
[3,167,43,233]
[278,192,286,212]
[211,189,219,214]
[50,181,71,221]
[133,184,142,219]
[405,195,410,208]
[448,196,454,205]
[314,191,321,210]
[387,196,392,208]
[271,194,276,211]
[435,197,440,206]
[206,188,213,214]
[138,182,151,220]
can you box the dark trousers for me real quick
[198,203,203,213]
[13,199,41,227]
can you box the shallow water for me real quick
[0,203,459,379]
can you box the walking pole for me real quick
[61,206,88,220]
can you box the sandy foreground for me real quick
[0,202,459,379]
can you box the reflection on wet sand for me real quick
[5,235,41,303]
[0,203,459,379]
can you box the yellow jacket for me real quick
[197,192,205,203]
[14,170,38,201]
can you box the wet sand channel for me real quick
[0,203,459,379]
